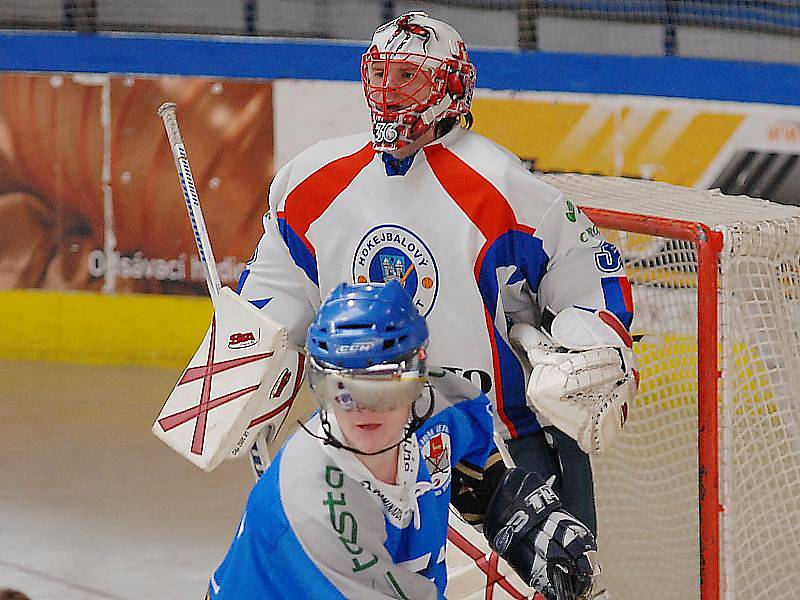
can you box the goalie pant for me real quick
[207,370,494,600]
[236,126,634,441]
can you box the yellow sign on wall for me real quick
[471,95,744,186]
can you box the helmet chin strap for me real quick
[299,385,435,456]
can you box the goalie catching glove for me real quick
[510,307,638,455]
[484,467,597,600]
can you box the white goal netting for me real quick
[540,174,800,600]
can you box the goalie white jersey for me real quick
[238,127,633,439]
[208,371,494,599]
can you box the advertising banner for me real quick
[3,75,799,298]
[0,74,274,294]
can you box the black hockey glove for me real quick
[483,467,597,600]
[451,449,507,526]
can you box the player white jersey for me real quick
[207,370,494,599]
[237,127,633,439]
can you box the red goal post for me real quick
[582,203,724,600]
[542,174,800,600]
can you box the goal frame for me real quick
[583,206,724,600]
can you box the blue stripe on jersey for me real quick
[601,276,634,329]
[476,230,549,436]
[477,230,550,317]
[236,267,250,292]
[209,449,346,599]
[277,216,319,286]
[493,329,541,437]
[381,493,449,598]
[235,269,273,309]
[250,298,272,309]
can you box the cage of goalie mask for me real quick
[306,280,429,413]
[361,11,476,152]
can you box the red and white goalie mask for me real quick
[361,12,476,152]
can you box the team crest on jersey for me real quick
[420,425,452,494]
[352,224,439,316]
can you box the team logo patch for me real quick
[420,425,452,494]
[352,224,439,316]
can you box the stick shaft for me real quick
[552,566,579,600]
[157,102,222,302]
[493,431,516,468]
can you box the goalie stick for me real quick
[152,102,300,472]
[157,102,222,304]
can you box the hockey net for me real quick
[444,174,800,600]
[546,174,800,600]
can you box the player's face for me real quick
[365,60,435,112]
[333,404,410,455]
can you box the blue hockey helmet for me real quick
[306,280,429,412]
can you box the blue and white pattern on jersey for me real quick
[208,371,494,600]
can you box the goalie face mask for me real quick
[361,11,476,152]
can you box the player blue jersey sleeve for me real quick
[207,450,346,600]
[425,370,495,470]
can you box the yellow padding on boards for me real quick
[634,335,778,421]
[0,290,212,368]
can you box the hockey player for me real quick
[207,281,597,599]
[237,10,637,543]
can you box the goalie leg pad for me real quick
[153,287,298,471]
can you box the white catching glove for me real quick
[510,307,638,455]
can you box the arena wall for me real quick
[1,31,798,367]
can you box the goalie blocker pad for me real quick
[152,287,304,472]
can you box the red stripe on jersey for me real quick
[424,143,530,437]
[281,143,375,254]
[618,275,634,313]
[424,144,523,241]
[599,309,634,348]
